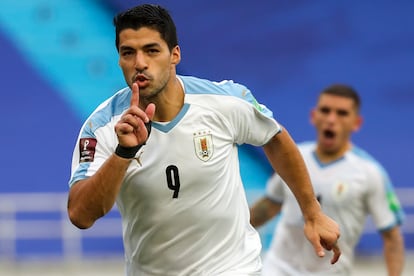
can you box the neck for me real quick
[315,142,352,163]
[143,77,184,122]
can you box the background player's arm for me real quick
[263,128,341,263]
[381,226,405,276]
[250,197,281,228]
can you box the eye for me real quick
[336,109,349,117]
[120,50,133,57]
[319,107,331,114]
[147,48,160,55]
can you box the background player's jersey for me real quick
[263,141,404,276]
[69,75,281,275]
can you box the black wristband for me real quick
[115,144,143,159]
[115,121,152,159]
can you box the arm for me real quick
[263,128,341,263]
[381,226,405,276]
[68,154,132,229]
[68,83,155,229]
[250,197,282,228]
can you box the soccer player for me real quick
[67,4,340,275]
[250,84,405,275]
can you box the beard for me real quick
[129,71,170,100]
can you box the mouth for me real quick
[134,74,150,87]
[323,129,336,139]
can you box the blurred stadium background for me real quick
[0,0,413,275]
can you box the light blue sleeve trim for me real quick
[69,163,91,187]
[378,220,402,233]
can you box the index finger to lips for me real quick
[130,82,139,107]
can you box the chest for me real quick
[308,162,369,209]
[119,108,239,203]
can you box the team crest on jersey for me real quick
[331,180,349,201]
[193,130,213,161]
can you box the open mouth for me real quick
[323,129,336,139]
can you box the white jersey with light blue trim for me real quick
[69,75,281,275]
[262,141,404,276]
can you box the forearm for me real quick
[68,154,131,229]
[263,130,320,220]
[383,227,405,276]
[250,197,281,228]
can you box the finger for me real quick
[130,82,139,107]
[145,103,156,121]
[122,114,140,129]
[330,244,341,264]
[116,123,134,135]
[310,236,325,258]
[316,246,325,258]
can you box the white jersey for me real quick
[262,141,404,276]
[69,75,281,275]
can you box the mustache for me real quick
[133,72,151,82]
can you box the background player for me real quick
[250,84,405,275]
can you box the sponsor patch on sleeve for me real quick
[79,138,97,163]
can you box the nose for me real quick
[325,111,338,123]
[135,51,148,71]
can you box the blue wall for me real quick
[0,0,413,258]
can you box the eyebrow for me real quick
[119,45,134,52]
[142,42,161,49]
[319,107,350,116]
[119,42,162,52]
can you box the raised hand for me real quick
[115,83,156,148]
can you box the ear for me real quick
[353,115,363,132]
[310,108,317,126]
[171,45,181,65]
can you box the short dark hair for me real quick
[113,4,178,52]
[320,84,361,112]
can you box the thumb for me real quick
[145,103,156,121]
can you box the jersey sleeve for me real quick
[366,162,404,231]
[218,81,282,146]
[180,76,282,146]
[68,119,116,187]
[68,92,128,187]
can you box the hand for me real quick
[304,212,341,264]
[115,83,156,147]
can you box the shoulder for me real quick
[82,87,131,135]
[297,141,316,155]
[179,75,248,97]
[349,146,385,170]
[348,145,390,180]
[179,75,273,118]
